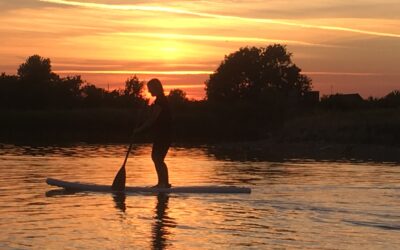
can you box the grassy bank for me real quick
[276,108,400,145]
[207,141,400,163]
[0,108,136,143]
[1,107,399,147]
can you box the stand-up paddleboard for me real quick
[46,178,251,194]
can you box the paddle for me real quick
[112,108,143,191]
[111,140,133,191]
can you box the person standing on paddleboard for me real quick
[133,78,172,188]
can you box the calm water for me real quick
[0,143,399,249]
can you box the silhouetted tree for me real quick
[17,55,58,84]
[16,55,59,108]
[123,75,146,107]
[51,75,83,108]
[168,89,188,107]
[205,44,312,104]
[0,72,19,108]
[14,55,89,108]
[124,75,144,98]
[103,89,123,107]
[81,84,106,107]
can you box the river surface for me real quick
[0,143,399,249]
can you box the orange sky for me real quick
[1,0,399,99]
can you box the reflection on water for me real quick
[152,194,175,250]
[0,143,400,249]
[113,192,127,213]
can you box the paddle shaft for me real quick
[122,137,134,167]
[112,110,142,191]
[121,105,147,167]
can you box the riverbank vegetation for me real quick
[1,45,400,146]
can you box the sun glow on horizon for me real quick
[109,32,337,48]
[54,70,213,75]
[1,0,399,99]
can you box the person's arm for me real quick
[133,104,161,134]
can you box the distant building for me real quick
[325,93,365,109]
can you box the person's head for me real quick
[147,78,164,97]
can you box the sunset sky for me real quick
[1,0,399,99]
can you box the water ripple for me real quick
[0,143,400,249]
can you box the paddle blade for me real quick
[112,166,126,191]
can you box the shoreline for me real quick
[206,140,400,163]
[1,139,399,163]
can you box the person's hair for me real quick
[147,78,164,96]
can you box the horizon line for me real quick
[55,70,394,77]
[55,70,214,75]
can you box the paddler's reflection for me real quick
[152,193,176,250]
[111,192,176,249]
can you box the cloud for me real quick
[0,0,62,11]
[40,0,400,38]
[304,71,384,76]
[108,32,338,48]
[54,70,212,75]
[240,0,400,19]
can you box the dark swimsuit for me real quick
[151,95,172,166]
[153,96,171,142]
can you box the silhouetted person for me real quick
[134,79,172,188]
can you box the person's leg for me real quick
[151,142,171,187]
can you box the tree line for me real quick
[0,55,142,109]
[0,54,195,110]
[0,44,315,109]
[1,44,399,142]
[2,44,398,111]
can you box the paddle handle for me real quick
[122,138,134,167]
[122,107,142,166]
[120,105,147,167]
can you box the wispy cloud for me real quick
[109,32,338,47]
[304,71,384,76]
[0,0,54,11]
[55,70,391,77]
[163,84,204,89]
[40,0,400,38]
[54,70,212,75]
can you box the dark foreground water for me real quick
[0,143,399,249]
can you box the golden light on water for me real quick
[1,144,400,248]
